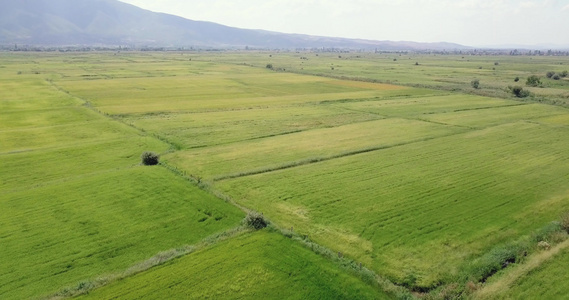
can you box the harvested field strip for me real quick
[423,103,569,128]
[124,105,382,148]
[90,91,405,115]
[165,118,464,181]
[333,94,521,118]
[56,67,428,115]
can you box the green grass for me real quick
[3,51,569,299]
[122,105,383,149]
[422,103,569,128]
[333,94,521,119]
[76,230,391,300]
[216,121,569,288]
[0,167,244,299]
[0,61,244,299]
[198,52,569,105]
[55,62,433,115]
[165,118,463,181]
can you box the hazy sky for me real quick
[118,0,569,47]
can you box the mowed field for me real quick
[2,51,569,299]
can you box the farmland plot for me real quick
[165,118,464,181]
[0,66,243,299]
[76,230,391,300]
[3,52,569,299]
[216,122,569,288]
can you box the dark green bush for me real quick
[244,212,268,230]
[561,70,568,77]
[471,79,480,89]
[553,74,561,80]
[508,86,531,98]
[266,63,273,69]
[546,71,555,78]
[514,77,520,82]
[526,75,542,87]
[141,151,159,166]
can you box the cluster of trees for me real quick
[546,70,568,80]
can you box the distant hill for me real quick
[0,0,470,50]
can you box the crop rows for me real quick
[216,122,569,288]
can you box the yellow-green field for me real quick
[2,51,569,299]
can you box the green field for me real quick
[165,117,463,181]
[199,52,569,104]
[0,63,243,299]
[77,230,391,300]
[216,121,569,288]
[2,51,569,299]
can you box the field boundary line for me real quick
[46,79,181,151]
[42,226,251,300]
[213,130,467,182]
[318,92,452,105]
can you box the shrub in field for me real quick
[546,71,555,78]
[471,79,480,89]
[266,64,273,69]
[514,77,520,82]
[243,211,268,230]
[526,75,542,87]
[553,74,561,80]
[508,86,530,98]
[561,70,568,77]
[141,151,159,166]
[469,243,525,283]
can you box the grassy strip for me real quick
[212,133,464,182]
[43,226,251,300]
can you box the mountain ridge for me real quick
[0,0,471,50]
